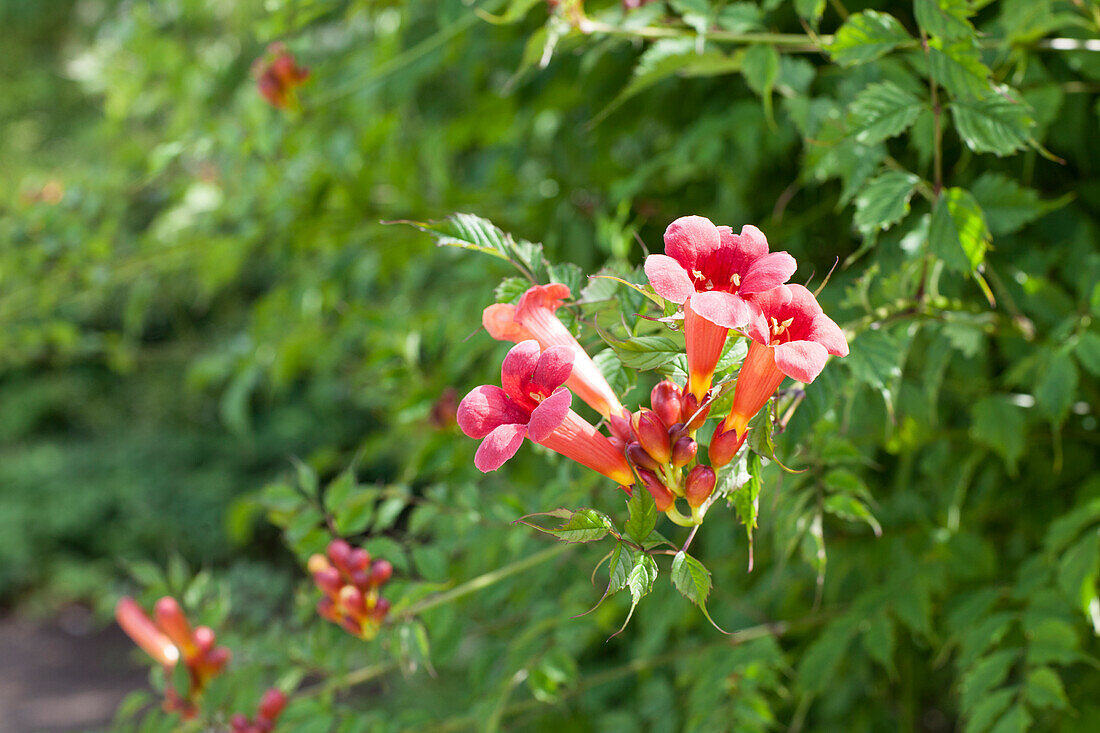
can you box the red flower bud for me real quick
[231,713,250,732]
[619,484,634,497]
[670,436,698,468]
[193,626,216,654]
[258,688,288,721]
[369,559,393,587]
[205,645,231,672]
[636,469,674,512]
[339,586,368,617]
[313,567,342,596]
[317,596,340,623]
[115,597,179,667]
[341,616,363,636]
[608,436,627,454]
[626,442,661,472]
[349,569,371,590]
[684,465,717,507]
[680,393,709,431]
[709,419,747,468]
[371,597,392,622]
[348,548,371,572]
[631,409,671,464]
[608,410,633,442]
[651,380,683,427]
[327,539,352,573]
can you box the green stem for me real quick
[401,544,571,618]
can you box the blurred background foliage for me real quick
[2,0,1100,730]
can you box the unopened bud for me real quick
[349,570,371,590]
[369,559,393,587]
[670,436,697,467]
[307,554,330,574]
[341,616,363,636]
[608,436,626,454]
[317,596,340,623]
[326,539,352,571]
[193,626,216,654]
[651,380,683,427]
[348,548,371,572]
[231,713,250,732]
[154,597,195,655]
[636,469,674,512]
[631,409,671,464]
[339,586,367,617]
[708,420,746,468]
[626,442,660,472]
[608,410,633,442]
[258,688,288,721]
[371,597,392,621]
[681,393,709,431]
[204,645,231,672]
[685,465,717,507]
[313,567,342,596]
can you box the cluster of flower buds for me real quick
[611,380,717,524]
[115,596,230,719]
[230,688,288,733]
[309,539,392,640]
[253,42,310,109]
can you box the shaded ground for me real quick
[0,611,146,733]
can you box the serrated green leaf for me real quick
[930,187,990,272]
[794,0,826,27]
[848,82,923,145]
[610,335,683,371]
[625,484,657,544]
[823,493,883,536]
[970,395,1026,472]
[1058,530,1099,613]
[951,91,1034,156]
[324,468,356,514]
[862,613,896,675]
[613,552,658,637]
[960,649,1018,712]
[928,38,992,99]
[1025,666,1069,710]
[854,169,920,235]
[964,688,1016,733]
[495,276,529,304]
[716,2,764,32]
[828,11,913,66]
[523,508,615,543]
[915,0,975,40]
[671,551,728,632]
[734,453,764,570]
[742,45,779,122]
[988,704,1031,733]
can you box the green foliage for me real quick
[2,0,1099,731]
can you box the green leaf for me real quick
[1058,530,1099,615]
[970,173,1049,235]
[398,213,547,280]
[671,551,728,632]
[323,468,356,514]
[960,649,1018,712]
[823,493,883,536]
[796,617,859,693]
[929,187,990,272]
[625,484,657,545]
[742,45,780,121]
[334,490,377,536]
[928,38,992,100]
[1025,667,1069,710]
[828,11,913,66]
[794,0,826,27]
[716,2,764,33]
[854,169,920,235]
[915,0,975,40]
[1074,331,1100,377]
[988,704,1031,733]
[847,82,924,145]
[593,349,633,396]
[613,552,658,637]
[494,276,529,304]
[951,91,1034,156]
[970,395,1026,472]
[862,613,896,675]
[521,508,615,543]
[477,0,543,25]
[734,453,764,571]
[964,687,1016,733]
[1034,349,1078,423]
[610,335,683,371]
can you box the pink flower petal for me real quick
[474,423,527,472]
[482,303,530,342]
[501,340,543,402]
[808,313,849,357]
[532,345,574,394]
[736,225,769,260]
[743,308,771,345]
[690,290,757,329]
[740,251,797,295]
[516,283,570,318]
[664,215,721,272]
[747,284,793,319]
[527,387,571,442]
[782,284,824,318]
[773,340,829,383]
[644,254,695,304]
[457,385,528,439]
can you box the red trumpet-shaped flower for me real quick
[253,43,310,109]
[115,596,230,719]
[482,283,624,419]
[458,340,633,485]
[645,216,797,400]
[711,284,848,466]
[309,539,392,640]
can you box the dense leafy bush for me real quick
[3,0,1100,730]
